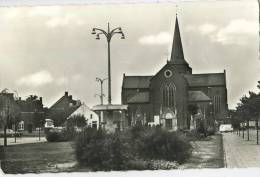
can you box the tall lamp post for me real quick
[91,23,125,104]
[95,77,108,105]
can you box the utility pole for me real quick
[4,105,9,147]
[14,115,16,143]
[247,119,250,141]
[256,119,259,145]
[242,122,245,139]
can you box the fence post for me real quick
[256,119,259,145]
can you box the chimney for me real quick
[65,91,68,96]
[69,95,72,100]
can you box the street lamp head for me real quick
[96,35,100,40]
[96,77,102,82]
[91,29,96,35]
[121,34,125,39]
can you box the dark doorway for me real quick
[165,119,173,129]
[92,121,97,129]
[28,124,33,133]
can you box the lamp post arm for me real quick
[111,31,124,37]
[111,27,122,34]
[93,28,108,37]
[101,78,108,83]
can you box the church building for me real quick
[121,16,228,131]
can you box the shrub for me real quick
[75,126,192,170]
[45,129,67,142]
[75,128,133,171]
[45,127,77,142]
[206,126,215,136]
[135,127,192,163]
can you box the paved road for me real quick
[0,137,46,146]
[223,131,260,168]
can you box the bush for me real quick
[45,127,77,142]
[45,129,67,142]
[135,127,192,163]
[206,126,215,136]
[75,128,133,171]
[75,126,192,170]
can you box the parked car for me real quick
[0,129,22,137]
[219,124,233,132]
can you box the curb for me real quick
[221,133,227,168]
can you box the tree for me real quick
[235,84,260,143]
[67,114,86,128]
[33,111,45,141]
[0,92,21,146]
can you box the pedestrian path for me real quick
[223,132,260,168]
[0,137,46,146]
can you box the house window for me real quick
[18,121,24,131]
[161,83,176,108]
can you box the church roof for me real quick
[169,15,189,65]
[185,73,226,87]
[189,91,211,102]
[122,75,152,89]
[127,92,149,103]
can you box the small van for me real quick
[219,124,233,132]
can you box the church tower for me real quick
[169,16,192,74]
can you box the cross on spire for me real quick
[176,4,178,16]
[169,15,189,65]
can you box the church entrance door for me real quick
[165,119,173,129]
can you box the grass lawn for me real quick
[0,133,224,173]
[1,141,77,173]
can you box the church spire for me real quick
[170,15,188,65]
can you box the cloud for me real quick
[16,70,53,87]
[211,19,258,45]
[45,14,85,28]
[185,25,196,32]
[28,6,62,17]
[138,32,172,45]
[56,77,69,86]
[199,24,217,35]
[71,74,83,82]
[3,8,21,19]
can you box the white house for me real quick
[68,103,99,129]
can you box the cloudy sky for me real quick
[0,0,258,109]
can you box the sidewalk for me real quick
[223,132,260,168]
[0,137,46,146]
[179,134,224,169]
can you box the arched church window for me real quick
[161,83,176,108]
[213,95,221,114]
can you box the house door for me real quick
[28,124,33,133]
[165,119,172,129]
